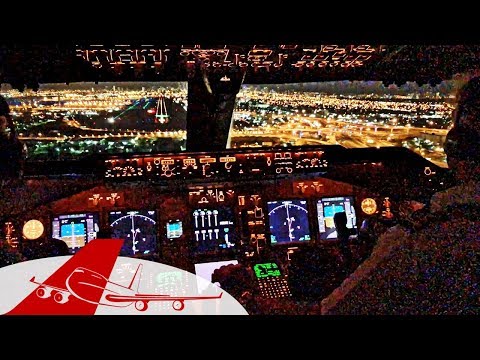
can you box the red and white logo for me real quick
[0,239,247,315]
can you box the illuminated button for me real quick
[161,158,175,165]
[220,156,236,163]
[23,219,44,240]
[183,158,196,166]
[199,157,216,164]
[361,198,377,215]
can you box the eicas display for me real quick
[192,207,236,251]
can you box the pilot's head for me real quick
[454,76,480,134]
[444,77,480,182]
[0,95,9,134]
[333,211,348,229]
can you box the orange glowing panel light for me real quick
[361,198,377,215]
[23,219,45,240]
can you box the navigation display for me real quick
[267,199,311,244]
[109,210,157,256]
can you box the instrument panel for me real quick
[104,148,328,182]
[7,142,451,314]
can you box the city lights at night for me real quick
[1,80,455,167]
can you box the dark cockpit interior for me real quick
[1,44,478,314]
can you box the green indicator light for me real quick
[253,262,281,279]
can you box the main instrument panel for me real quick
[10,145,450,312]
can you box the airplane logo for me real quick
[4,239,239,315]
[30,263,222,312]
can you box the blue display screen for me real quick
[60,223,85,237]
[317,197,357,240]
[267,200,311,244]
[52,212,99,252]
[166,221,183,239]
[323,205,345,218]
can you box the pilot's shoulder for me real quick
[431,181,480,213]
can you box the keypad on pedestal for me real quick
[257,276,292,298]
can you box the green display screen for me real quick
[253,262,282,279]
